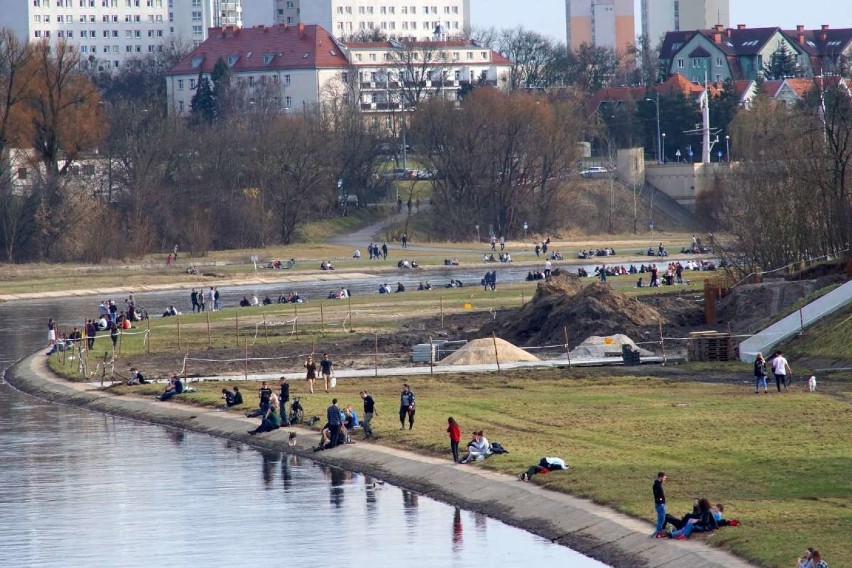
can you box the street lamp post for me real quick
[725,135,730,163]
[523,221,528,241]
[645,91,661,163]
[475,224,480,243]
[661,133,666,163]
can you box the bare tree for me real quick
[386,40,453,109]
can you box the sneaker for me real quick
[674,534,687,540]
[655,531,668,539]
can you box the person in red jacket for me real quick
[447,417,461,463]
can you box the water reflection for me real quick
[0,296,609,568]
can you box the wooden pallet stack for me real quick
[689,331,735,361]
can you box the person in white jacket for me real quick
[460,431,491,463]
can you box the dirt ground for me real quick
[118,266,848,380]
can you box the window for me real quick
[285,96,292,108]
[190,78,196,89]
[716,57,723,67]
[191,11,201,21]
[80,30,88,37]
[192,25,202,35]
[17,167,27,180]
[692,59,701,68]
[177,79,184,90]
[677,58,684,68]
[179,100,184,112]
[284,74,291,85]
[126,45,133,52]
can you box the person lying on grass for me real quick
[519,457,569,481]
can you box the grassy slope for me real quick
[101,370,851,568]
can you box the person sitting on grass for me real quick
[459,431,491,463]
[127,367,149,385]
[248,393,281,435]
[667,498,718,540]
[157,375,184,401]
[519,457,570,481]
[221,386,243,409]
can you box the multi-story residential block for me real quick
[565,0,635,54]
[1,0,171,71]
[660,24,852,83]
[171,0,242,48]
[641,0,730,48]
[164,23,511,123]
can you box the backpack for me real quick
[490,442,508,454]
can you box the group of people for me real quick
[533,237,552,258]
[489,235,506,251]
[190,287,220,313]
[326,288,351,300]
[798,548,831,568]
[646,243,669,257]
[577,248,616,258]
[239,295,260,307]
[366,242,389,260]
[482,252,513,263]
[525,270,547,281]
[653,472,740,541]
[753,350,793,393]
[396,259,420,269]
[481,270,498,291]
[276,292,305,304]
[320,260,335,271]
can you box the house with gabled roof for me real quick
[661,25,809,82]
[165,23,512,121]
[787,25,852,77]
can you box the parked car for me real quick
[580,166,608,178]
[338,195,359,207]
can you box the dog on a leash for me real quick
[808,376,817,392]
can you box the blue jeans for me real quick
[655,503,666,532]
[755,375,767,391]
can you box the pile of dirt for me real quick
[568,334,655,360]
[438,337,539,365]
[481,271,668,348]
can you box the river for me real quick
[0,294,608,567]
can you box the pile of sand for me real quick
[481,271,667,348]
[438,337,540,365]
[568,334,655,360]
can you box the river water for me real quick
[0,294,607,567]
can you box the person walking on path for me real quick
[653,471,667,537]
[304,355,317,394]
[320,353,334,393]
[190,288,199,313]
[447,417,461,463]
[360,390,376,439]
[490,235,497,251]
[399,383,415,430]
[771,350,792,392]
[754,352,768,393]
[326,398,342,448]
[381,242,388,260]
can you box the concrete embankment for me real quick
[6,353,756,568]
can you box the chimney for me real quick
[796,25,805,45]
[715,24,724,32]
[713,30,722,43]
[726,28,733,38]
[737,24,746,30]
[820,24,829,42]
[298,22,305,37]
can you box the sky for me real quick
[470,0,852,43]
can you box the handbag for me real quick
[329,375,337,389]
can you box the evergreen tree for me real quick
[189,71,215,125]
[210,57,232,119]
[762,44,800,80]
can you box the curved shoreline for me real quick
[6,352,756,568]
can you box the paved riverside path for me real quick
[7,352,758,568]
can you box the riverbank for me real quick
[7,352,756,568]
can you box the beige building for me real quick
[565,0,635,54]
[641,0,730,48]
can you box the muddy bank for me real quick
[6,353,756,568]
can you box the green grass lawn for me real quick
[104,369,851,568]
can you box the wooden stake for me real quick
[294,303,298,335]
[184,349,189,383]
[348,294,353,331]
[244,337,248,381]
[658,320,666,365]
[564,325,571,366]
[440,296,444,330]
[176,313,181,351]
[429,335,434,375]
[492,332,501,373]
[262,313,269,344]
[320,303,325,334]
[118,326,123,356]
[206,311,211,348]
[235,309,239,344]
[146,317,151,355]
[375,332,379,377]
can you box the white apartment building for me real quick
[1,0,170,71]
[241,1,471,42]
[171,0,242,48]
[641,0,730,47]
